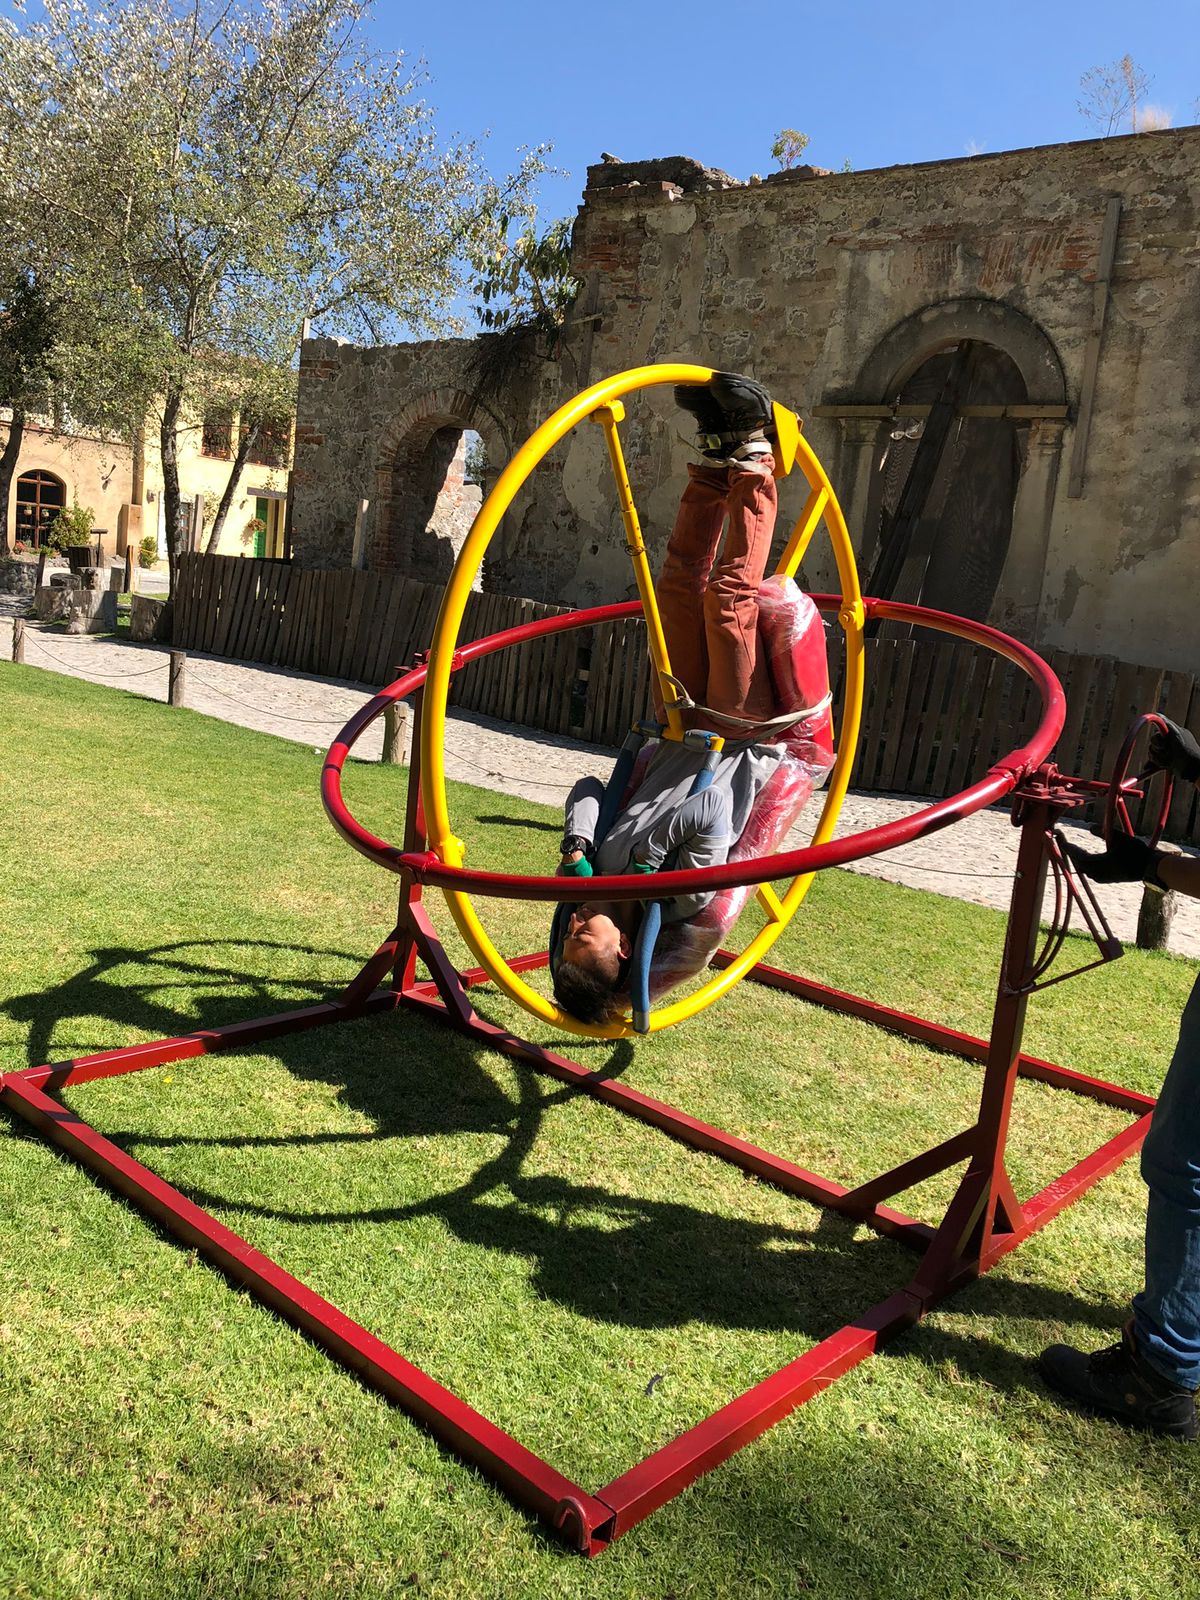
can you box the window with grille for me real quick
[14,470,66,548]
[201,409,234,459]
[246,416,291,469]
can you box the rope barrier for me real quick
[19,633,167,681]
[850,855,1013,881]
[183,670,356,725]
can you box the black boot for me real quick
[675,371,774,466]
[708,371,773,434]
[1038,1321,1198,1439]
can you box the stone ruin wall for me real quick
[292,126,1200,674]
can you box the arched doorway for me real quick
[865,340,1026,620]
[371,388,507,581]
[826,299,1068,637]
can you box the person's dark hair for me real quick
[553,958,624,1025]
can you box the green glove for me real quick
[565,855,593,877]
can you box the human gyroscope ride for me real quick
[1,364,1167,1555]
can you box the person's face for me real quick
[562,904,631,973]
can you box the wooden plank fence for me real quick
[173,554,1200,846]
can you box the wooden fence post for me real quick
[12,618,25,663]
[382,670,408,764]
[1136,884,1176,952]
[168,650,186,707]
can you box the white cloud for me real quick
[1137,103,1173,131]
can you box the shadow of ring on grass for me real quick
[4,940,1129,1364]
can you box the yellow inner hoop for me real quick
[419,364,864,1039]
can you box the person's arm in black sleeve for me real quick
[1147,718,1200,784]
[1065,832,1200,901]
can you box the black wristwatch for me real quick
[560,834,590,857]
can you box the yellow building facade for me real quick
[1,407,290,564]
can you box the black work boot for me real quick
[675,371,774,467]
[708,371,773,434]
[1038,1321,1198,1440]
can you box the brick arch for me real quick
[829,299,1069,636]
[853,296,1067,407]
[370,388,511,573]
[375,386,511,471]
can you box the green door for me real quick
[254,498,268,558]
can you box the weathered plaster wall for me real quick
[293,127,1200,672]
[291,335,541,578]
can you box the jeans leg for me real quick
[1132,970,1200,1389]
[656,465,728,712]
[702,460,778,723]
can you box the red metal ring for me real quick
[322,597,1065,901]
[1102,712,1175,847]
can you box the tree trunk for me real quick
[160,380,186,595]
[204,420,260,554]
[0,407,26,557]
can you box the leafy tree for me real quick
[0,275,59,556]
[199,359,298,554]
[463,432,488,487]
[471,216,580,336]
[771,129,810,170]
[0,0,547,590]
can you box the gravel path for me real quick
[5,601,1197,959]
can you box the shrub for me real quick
[138,534,158,568]
[46,499,95,551]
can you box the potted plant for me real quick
[47,499,96,571]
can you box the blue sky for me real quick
[374,0,1199,226]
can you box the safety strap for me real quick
[657,674,833,736]
[628,750,720,1033]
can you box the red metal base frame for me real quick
[1,769,1154,1555]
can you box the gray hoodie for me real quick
[563,739,785,922]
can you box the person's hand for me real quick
[1147,717,1200,783]
[557,851,592,878]
[1063,831,1161,884]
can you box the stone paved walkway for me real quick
[4,600,1197,959]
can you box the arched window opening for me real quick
[15,469,66,549]
[388,425,484,583]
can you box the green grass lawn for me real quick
[1,661,1197,1600]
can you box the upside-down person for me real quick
[553,373,834,1026]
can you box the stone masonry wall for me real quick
[293,127,1200,673]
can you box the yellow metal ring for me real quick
[420,365,864,1040]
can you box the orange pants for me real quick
[656,460,778,728]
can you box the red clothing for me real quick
[656,459,778,730]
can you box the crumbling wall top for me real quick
[584,154,739,195]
